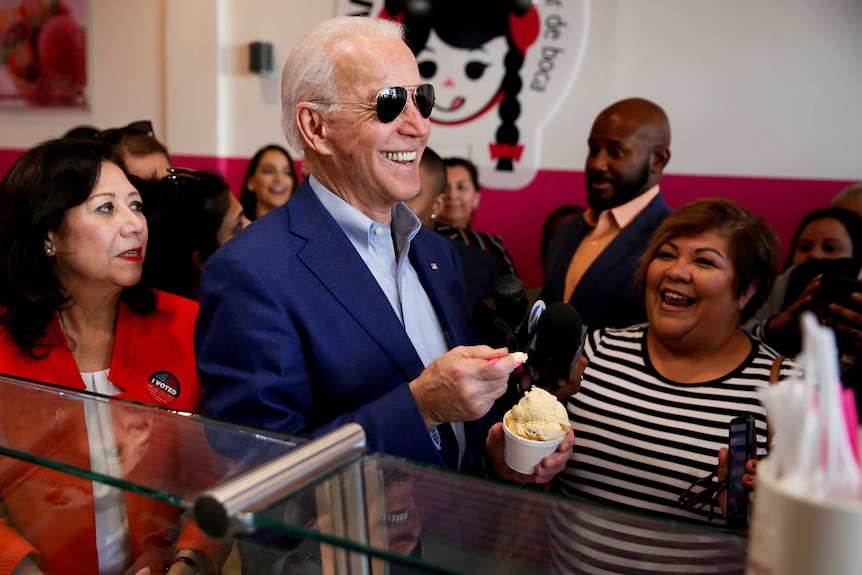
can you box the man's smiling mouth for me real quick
[384,151,417,163]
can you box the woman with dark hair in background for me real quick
[0,138,224,575]
[434,156,518,276]
[746,206,862,388]
[781,207,862,272]
[747,207,862,347]
[241,144,299,221]
[136,168,249,301]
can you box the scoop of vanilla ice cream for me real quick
[506,387,570,441]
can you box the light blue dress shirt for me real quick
[309,177,466,463]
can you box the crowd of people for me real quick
[0,13,860,575]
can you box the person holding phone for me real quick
[555,198,802,531]
[745,207,862,389]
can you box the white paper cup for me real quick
[747,458,862,575]
[502,410,564,475]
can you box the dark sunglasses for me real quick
[314,84,435,124]
[98,120,156,142]
[142,168,204,215]
[678,471,727,522]
[165,167,210,192]
[166,167,198,179]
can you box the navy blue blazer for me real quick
[541,194,673,329]
[195,180,491,470]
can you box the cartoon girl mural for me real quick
[382,0,540,172]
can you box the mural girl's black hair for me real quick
[383,0,537,171]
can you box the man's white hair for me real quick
[281,16,405,153]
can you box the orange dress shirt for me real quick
[563,186,661,302]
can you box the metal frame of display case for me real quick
[0,374,749,575]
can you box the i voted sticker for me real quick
[147,371,180,405]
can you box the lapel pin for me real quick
[430,262,438,270]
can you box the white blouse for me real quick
[81,370,132,575]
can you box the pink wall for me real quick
[471,171,854,290]
[1,148,852,291]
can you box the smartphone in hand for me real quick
[819,274,862,353]
[819,274,862,312]
[726,414,756,530]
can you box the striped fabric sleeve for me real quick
[558,325,799,529]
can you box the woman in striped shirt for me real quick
[554,199,801,570]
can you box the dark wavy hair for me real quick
[635,198,782,324]
[385,0,538,171]
[0,138,157,358]
[782,207,862,272]
[136,169,233,300]
[240,144,299,221]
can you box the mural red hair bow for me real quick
[489,143,524,162]
[509,5,540,55]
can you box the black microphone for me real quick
[524,302,586,388]
[490,275,528,351]
[491,275,527,331]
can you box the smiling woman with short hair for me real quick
[557,198,801,530]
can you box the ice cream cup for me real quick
[502,409,565,475]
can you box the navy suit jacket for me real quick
[541,194,673,329]
[195,180,491,471]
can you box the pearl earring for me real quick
[430,213,436,220]
[45,246,55,256]
[738,301,745,309]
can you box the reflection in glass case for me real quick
[0,375,748,574]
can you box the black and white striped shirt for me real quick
[434,224,518,277]
[558,324,801,527]
[548,497,750,575]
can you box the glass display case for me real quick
[0,374,749,574]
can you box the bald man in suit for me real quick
[542,98,673,329]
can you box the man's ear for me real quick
[651,146,671,174]
[296,103,332,156]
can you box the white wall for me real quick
[215,1,333,158]
[1,0,861,181]
[0,0,165,143]
[557,0,862,179]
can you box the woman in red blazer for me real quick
[0,139,226,575]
